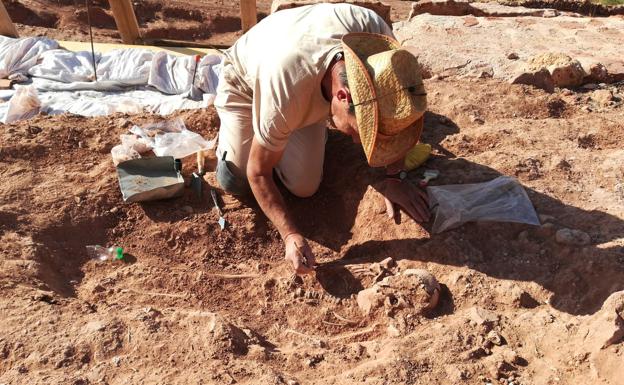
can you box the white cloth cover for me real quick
[0,36,222,123]
[0,37,59,79]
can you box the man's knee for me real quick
[285,178,321,198]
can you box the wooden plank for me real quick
[0,0,19,38]
[58,40,222,57]
[0,79,12,89]
[108,0,141,44]
[240,0,257,33]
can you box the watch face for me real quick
[400,171,408,180]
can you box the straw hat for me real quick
[342,33,427,167]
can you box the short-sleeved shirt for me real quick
[221,3,394,152]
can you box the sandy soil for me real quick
[2,1,624,384]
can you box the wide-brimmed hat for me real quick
[342,33,427,167]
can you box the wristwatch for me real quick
[386,170,408,181]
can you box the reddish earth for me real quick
[2,1,624,385]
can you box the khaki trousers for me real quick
[214,66,327,198]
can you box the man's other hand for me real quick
[284,233,316,275]
[382,179,430,223]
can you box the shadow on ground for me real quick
[287,112,624,316]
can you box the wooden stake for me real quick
[0,0,19,38]
[108,0,141,44]
[240,0,257,33]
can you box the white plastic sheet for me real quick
[29,48,153,89]
[130,118,217,159]
[0,36,223,122]
[3,85,41,124]
[427,176,540,233]
[0,36,59,79]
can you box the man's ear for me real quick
[336,88,352,103]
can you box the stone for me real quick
[246,344,269,361]
[510,68,555,93]
[591,89,614,107]
[410,0,475,18]
[586,63,609,83]
[468,307,499,332]
[583,291,624,350]
[272,0,391,26]
[464,16,479,27]
[409,0,556,18]
[379,257,396,269]
[487,330,505,346]
[510,286,539,309]
[555,228,591,246]
[181,206,194,215]
[507,52,519,60]
[527,53,585,88]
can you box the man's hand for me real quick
[284,233,316,275]
[381,179,430,223]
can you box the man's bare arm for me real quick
[246,137,316,274]
[246,137,298,240]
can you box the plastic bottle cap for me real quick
[115,247,124,260]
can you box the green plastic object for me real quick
[114,247,124,260]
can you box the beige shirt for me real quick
[222,3,393,152]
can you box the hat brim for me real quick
[342,33,423,167]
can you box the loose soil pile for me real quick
[2,1,624,384]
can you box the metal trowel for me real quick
[210,189,227,230]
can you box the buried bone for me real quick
[356,269,441,316]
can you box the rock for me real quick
[527,53,585,88]
[410,0,475,18]
[507,52,519,60]
[246,344,269,361]
[464,16,479,27]
[272,0,391,26]
[379,257,396,270]
[487,330,505,346]
[591,89,614,107]
[468,307,499,332]
[410,0,556,18]
[511,68,555,93]
[602,60,624,83]
[510,286,540,309]
[585,63,609,83]
[583,291,624,350]
[387,323,401,337]
[181,205,194,215]
[471,2,556,17]
[555,228,591,246]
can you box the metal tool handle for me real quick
[210,189,223,216]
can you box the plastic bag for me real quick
[111,143,140,166]
[427,176,540,233]
[130,118,216,159]
[120,134,152,154]
[3,85,41,123]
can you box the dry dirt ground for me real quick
[2,1,624,385]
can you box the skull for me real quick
[356,269,440,316]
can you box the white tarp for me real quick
[0,36,222,123]
[0,36,59,79]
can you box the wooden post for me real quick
[240,0,257,33]
[0,0,19,38]
[108,0,141,44]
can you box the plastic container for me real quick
[86,245,124,261]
